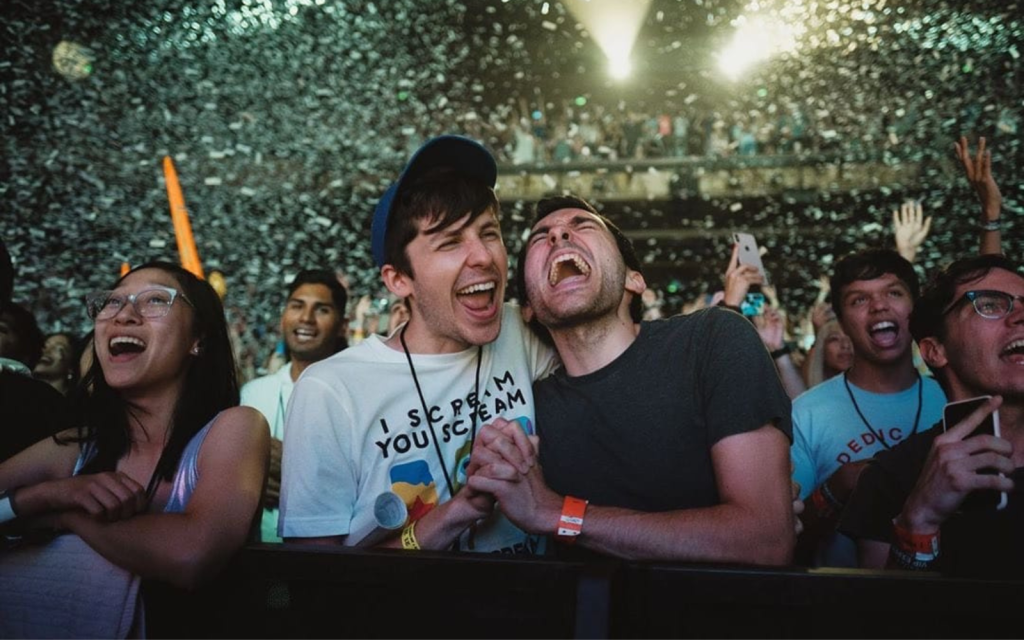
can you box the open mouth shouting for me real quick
[1000,338,1024,365]
[548,252,592,287]
[867,320,900,349]
[109,335,146,359]
[456,280,499,316]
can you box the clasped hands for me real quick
[462,419,561,535]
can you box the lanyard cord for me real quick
[843,371,922,450]
[399,324,483,498]
[276,383,287,435]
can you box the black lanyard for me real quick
[399,324,482,498]
[843,371,923,450]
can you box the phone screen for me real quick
[740,292,765,317]
[942,396,1007,511]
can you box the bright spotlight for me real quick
[563,0,651,80]
[717,14,802,80]
[608,56,632,79]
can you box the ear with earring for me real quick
[190,345,201,356]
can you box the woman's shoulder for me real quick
[214,405,268,430]
[202,407,270,455]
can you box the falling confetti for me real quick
[2,0,1021,370]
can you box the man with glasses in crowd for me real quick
[840,254,1024,577]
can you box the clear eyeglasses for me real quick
[942,289,1024,321]
[85,286,194,320]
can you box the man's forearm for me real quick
[377,492,487,551]
[571,502,794,565]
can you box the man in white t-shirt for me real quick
[240,269,348,542]
[278,136,558,553]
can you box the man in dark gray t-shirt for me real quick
[468,195,794,564]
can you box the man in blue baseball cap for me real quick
[279,136,559,553]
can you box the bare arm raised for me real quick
[954,136,1003,256]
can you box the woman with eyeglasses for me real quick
[0,262,269,635]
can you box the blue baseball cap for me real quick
[370,135,497,268]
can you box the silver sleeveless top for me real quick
[73,415,218,513]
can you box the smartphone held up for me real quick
[942,396,1008,511]
[732,232,770,287]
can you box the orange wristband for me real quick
[556,496,588,543]
[892,518,939,557]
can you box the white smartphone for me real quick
[733,232,769,286]
[942,396,1008,511]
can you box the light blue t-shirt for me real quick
[791,373,946,567]
[791,373,946,501]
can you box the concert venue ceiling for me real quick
[3,0,1021,333]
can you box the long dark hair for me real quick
[70,261,239,488]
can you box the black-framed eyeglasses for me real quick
[85,286,194,320]
[942,289,1024,320]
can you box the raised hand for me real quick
[954,135,1002,221]
[753,307,785,351]
[899,396,1014,533]
[893,200,932,263]
[810,301,835,333]
[723,243,765,307]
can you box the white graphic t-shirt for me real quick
[279,304,558,554]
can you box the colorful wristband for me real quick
[809,487,835,519]
[556,496,588,544]
[809,480,844,519]
[892,518,939,557]
[401,520,421,550]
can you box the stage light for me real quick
[717,13,802,80]
[608,56,632,80]
[563,0,652,81]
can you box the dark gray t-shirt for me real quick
[536,308,793,512]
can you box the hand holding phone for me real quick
[723,234,768,308]
[942,396,1009,511]
[732,232,770,286]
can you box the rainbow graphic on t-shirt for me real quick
[389,460,439,522]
